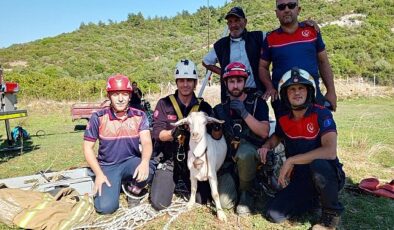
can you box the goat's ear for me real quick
[207,116,225,124]
[171,118,189,126]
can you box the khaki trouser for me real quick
[217,168,238,209]
[234,138,259,191]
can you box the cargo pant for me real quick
[234,139,259,191]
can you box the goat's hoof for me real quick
[186,202,195,210]
[217,210,227,222]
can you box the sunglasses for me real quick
[277,2,298,11]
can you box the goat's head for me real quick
[171,112,224,141]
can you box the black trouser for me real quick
[150,161,211,211]
[265,159,345,223]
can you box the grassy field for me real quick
[0,96,393,229]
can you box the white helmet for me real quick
[174,59,198,80]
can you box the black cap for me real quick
[225,7,246,19]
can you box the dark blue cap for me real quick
[225,7,246,19]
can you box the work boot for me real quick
[312,211,341,230]
[236,191,254,215]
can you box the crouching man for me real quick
[83,74,155,214]
[214,62,270,215]
[150,59,237,211]
[258,68,345,229]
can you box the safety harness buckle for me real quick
[176,151,186,161]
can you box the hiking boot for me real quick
[312,212,341,230]
[236,191,254,215]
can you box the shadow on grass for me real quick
[74,124,87,131]
[254,191,319,229]
[342,177,393,229]
[0,139,40,164]
[253,176,393,229]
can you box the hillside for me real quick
[0,0,393,101]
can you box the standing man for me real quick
[83,74,155,214]
[258,68,345,229]
[150,59,236,211]
[214,62,270,215]
[203,6,266,102]
[259,0,337,116]
[129,81,143,110]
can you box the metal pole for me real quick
[207,0,210,52]
[5,119,12,145]
[198,26,229,98]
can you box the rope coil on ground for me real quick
[72,197,193,230]
[73,180,196,229]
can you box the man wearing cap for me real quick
[258,67,345,229]
[259,0,337,117]
[150,59,237,211]
[203,6,266,103]
[214,62,270,215]
[83,74,155,214]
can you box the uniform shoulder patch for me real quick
[323,118,333,128]
[153,109,159,118]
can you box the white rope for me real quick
[72,197,197,230]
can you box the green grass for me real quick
[0,97,393,229]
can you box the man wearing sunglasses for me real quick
[259,0,337,117]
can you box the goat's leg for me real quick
[208,175,227,222]
[187,177,197,210]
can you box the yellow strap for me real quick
[17,193,52,228]
[169,95,184,119]
[59,196,94,230]
[191,98,202,112]
[0,112,27,120]
[169,95,202,119]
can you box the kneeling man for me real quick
[259,68,345,229]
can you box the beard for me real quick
[280,14,296,25]
[228,89,242,97]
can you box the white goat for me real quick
[172,111,227,222]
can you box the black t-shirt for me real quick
[130,88,143,105]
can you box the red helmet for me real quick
[223,62,249,80]
[106,74,133,92]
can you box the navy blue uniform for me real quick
[266,104,345,223]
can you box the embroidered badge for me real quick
[153,110,159,118]
[302,30,311,37]
[167,115,177,121]
[307,122,315,133]
[323,118,333,128]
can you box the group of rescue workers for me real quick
[83,1,345,229]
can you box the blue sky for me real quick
[0,0,228,48]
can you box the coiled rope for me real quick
[73,180,197,230]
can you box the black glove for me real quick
[230,100,249,119]
[171,125,188,139]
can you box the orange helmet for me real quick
[106,74,133,93]
[223,62,249,80]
